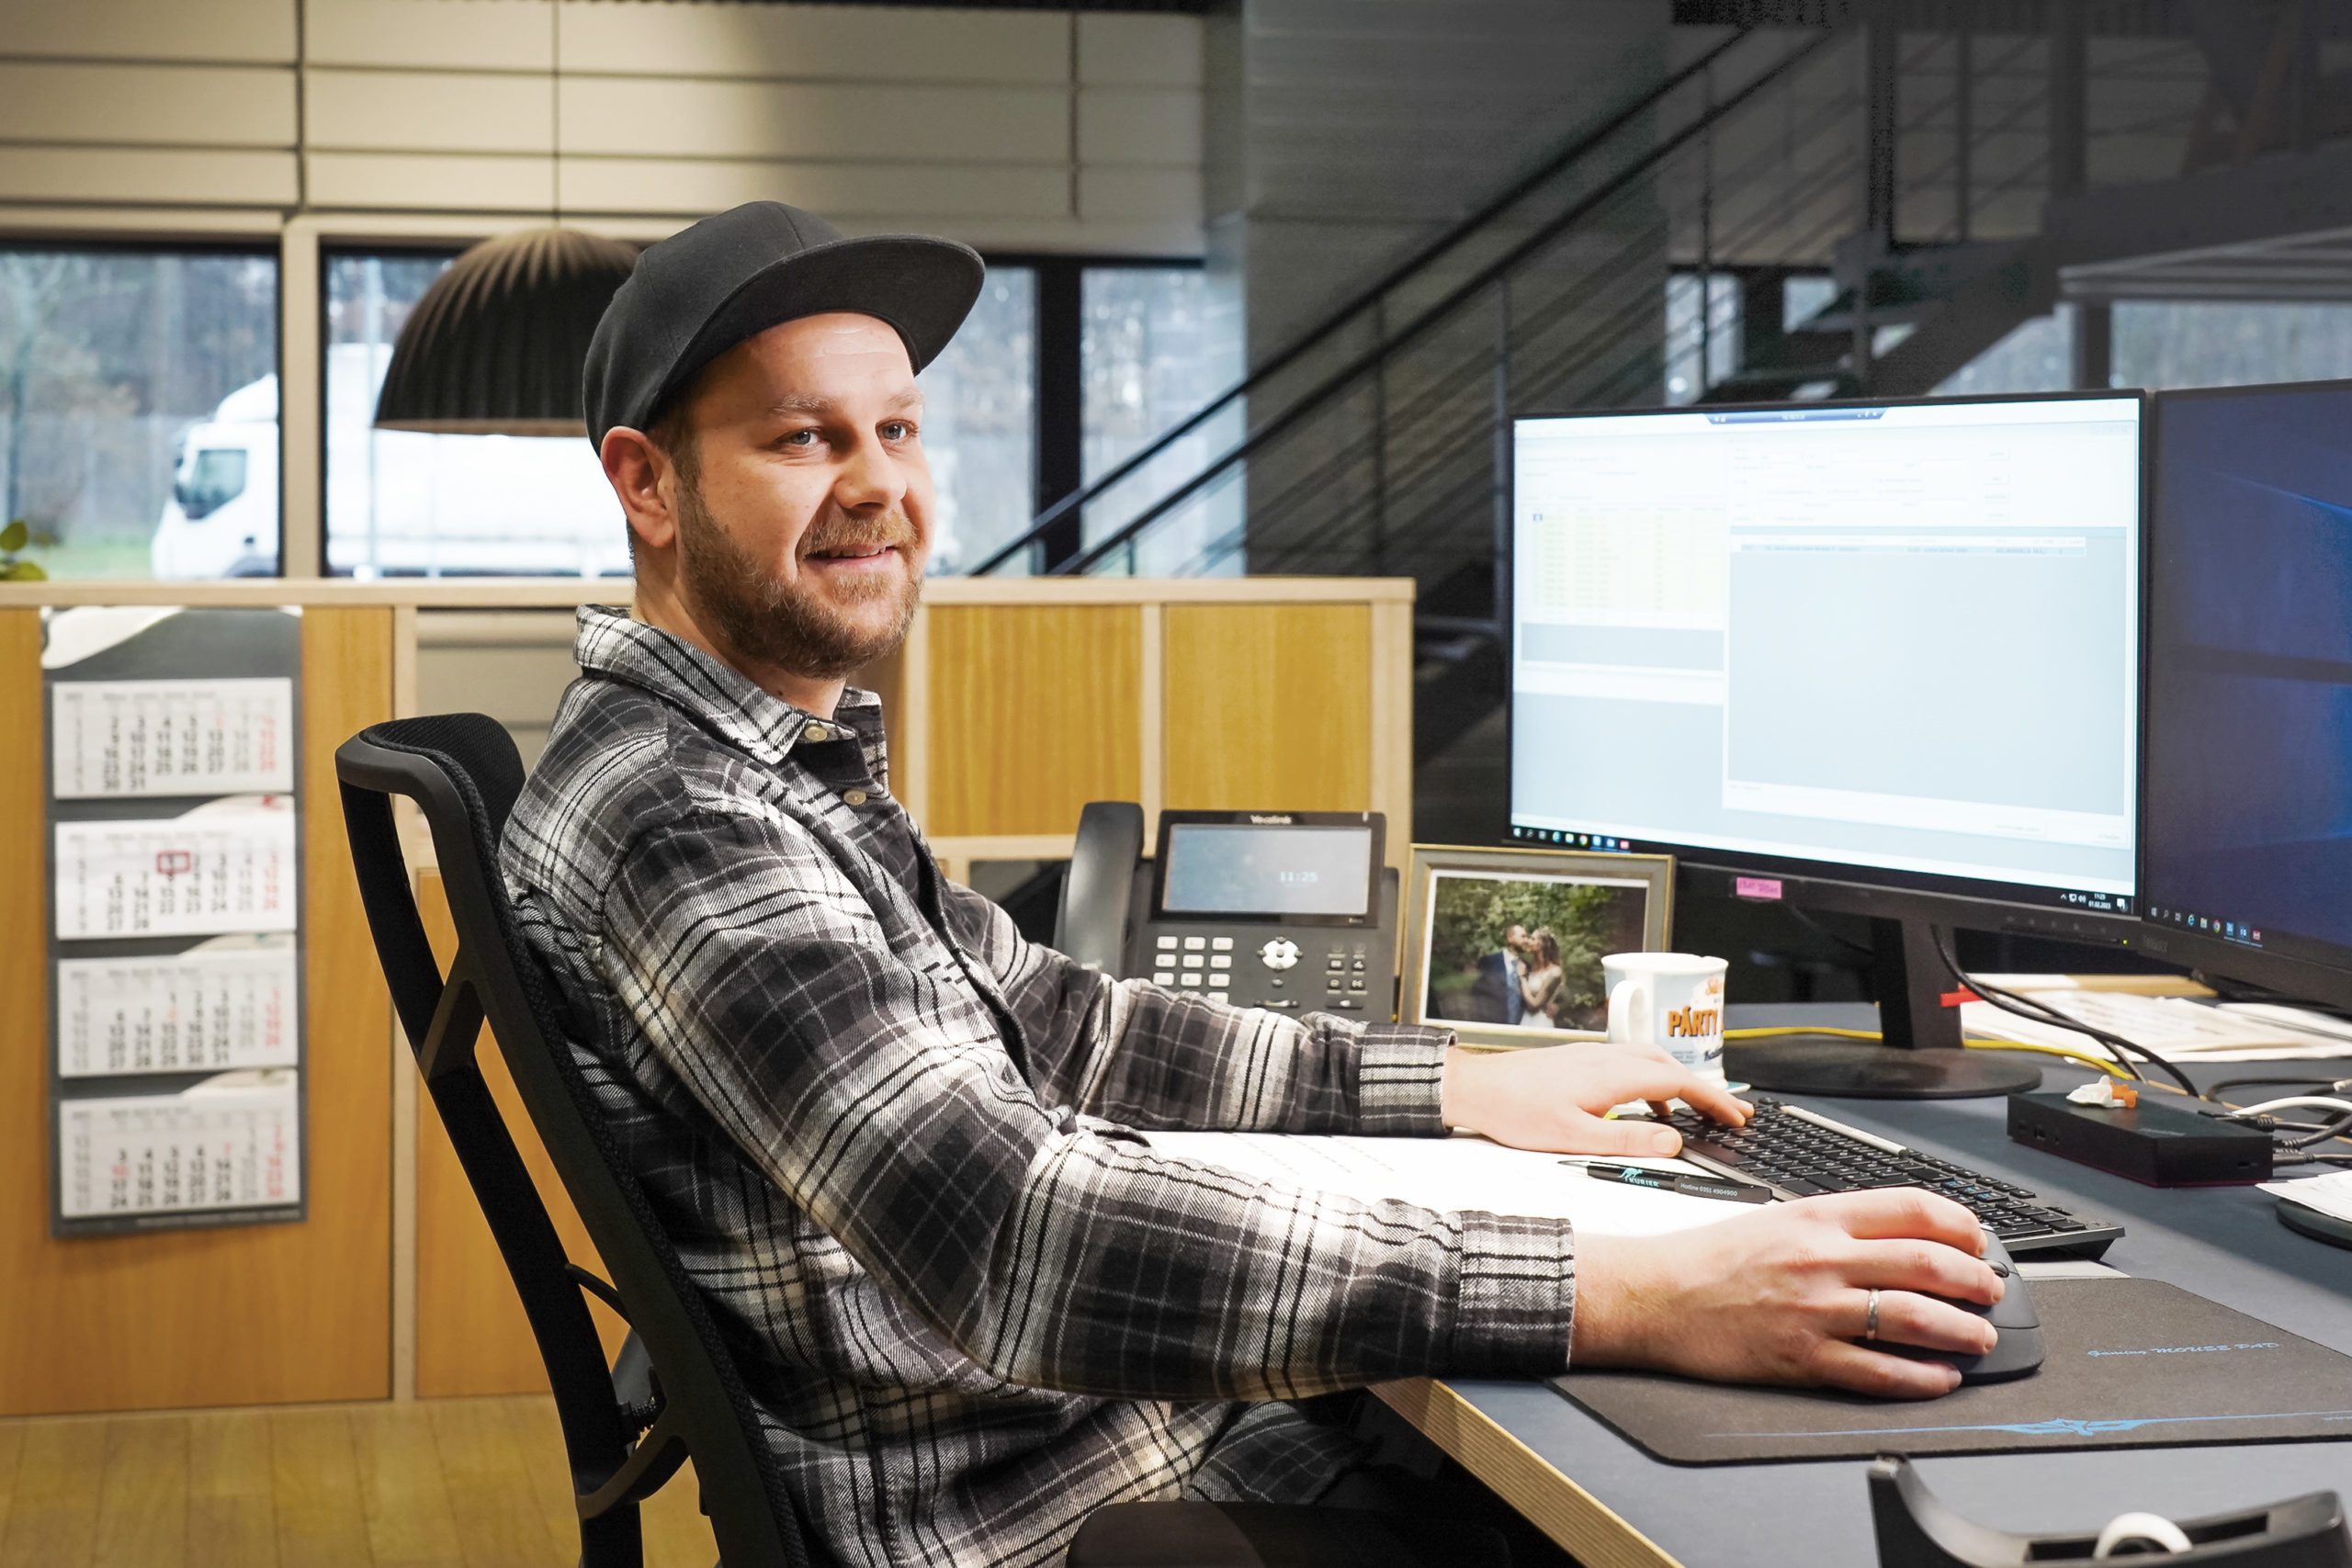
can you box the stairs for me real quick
[1711,236,2052,402]
[972,1,2352,806]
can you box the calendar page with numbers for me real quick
[58,1074,300,1223]
[51,797,298,941]
[50,676,293,799]
[43,606,307,1236]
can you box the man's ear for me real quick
[601,427,678,554]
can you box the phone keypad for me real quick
[1139,927,1389,1019]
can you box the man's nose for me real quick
[835,436,907,512]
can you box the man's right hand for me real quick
[1569,1190,2003,1399]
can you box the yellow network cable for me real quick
[1723,1025,2137,1083]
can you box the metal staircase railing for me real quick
[957,12,2260,767]
[1069,28,1849,583]
[965,23,1802,578]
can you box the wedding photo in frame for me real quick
[1403,844,1675,1049]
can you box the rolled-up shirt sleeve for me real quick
[604,807,1577,1400]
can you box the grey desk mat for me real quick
[1554,1278,2352,1465]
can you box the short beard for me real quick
[673,477,921,682]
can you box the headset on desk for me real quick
[1871,1456,2352,1567]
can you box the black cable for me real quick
[2288,1116,2352,1150]
[1928,929,2204,1098]
[1927,937,2155,1083]
[2211,1075,2352,1100]
[2233,1109,2352,1147]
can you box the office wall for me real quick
[0,604,394,1417]
[0,575,1413,1412]
[1204,1,1672,582]
[0,0,1205,255]
[1212,0,1669,358]
[1670,24,2216,269]
[414,610,582,771]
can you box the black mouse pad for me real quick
[1554,1278,2352,1465]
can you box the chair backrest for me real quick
[336,713,811,1568]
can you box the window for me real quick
[1935,308,2075,397]
[1080,264,1241,575]
[916,265,1035,574]
[0,244,277,580]
[317,247,1223,580]
[325,251,627,578]
[1664,271,1741,405]
[329,250,1037,579]
[2114,300,2352,389]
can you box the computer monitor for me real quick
[2143,378,2352,1011]
[1508,392,2147,1098]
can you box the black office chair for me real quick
[336,713,1502,1568]
[339,713,806,1568]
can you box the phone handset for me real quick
[1055,800,1144,973]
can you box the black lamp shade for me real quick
[373,227,639,436]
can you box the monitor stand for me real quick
[1721,917,2041,1100]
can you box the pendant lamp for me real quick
[372,225,638,436]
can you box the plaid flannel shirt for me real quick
[500,606,1580,1568]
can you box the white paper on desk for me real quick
[55,936,298,1077]
[2218,1001,2352,1045]
[51,677,294,799]
[53,796,297,940]
[2259,1170,2352,1224]
[1962,989,2350,1062]
[1137,1132,1747,1236]
[58,1070,300,1220]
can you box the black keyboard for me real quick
[1656,1096,2122,1258]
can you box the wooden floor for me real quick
[0,1395,719,1567]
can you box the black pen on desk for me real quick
[1558,1160,1773,1204]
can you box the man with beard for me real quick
[502,203,2005,1568]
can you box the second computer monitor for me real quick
[1508,394,2145,1095]
[2143,378,2352,1010]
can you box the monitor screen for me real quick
[1159,824,1374,918]
[1508,395,2143,914]
[2144,381,2352,973]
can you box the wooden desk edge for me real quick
[1372,1379,1679,1568]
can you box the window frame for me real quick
[314,243,1206,579]
[0,232,285,581]
[318,238,634,582]
[0,218,1212,582]
[990,252,1206,571]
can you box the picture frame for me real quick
[1402,843,1675,1049]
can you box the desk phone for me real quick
[1053,803,1399,1017]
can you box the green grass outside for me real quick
[30,538,170,581]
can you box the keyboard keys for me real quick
[1657,1097,2117,1255]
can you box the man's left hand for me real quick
[1439,1040,1750,1156]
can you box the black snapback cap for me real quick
[582,201,985,448]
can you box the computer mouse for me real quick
[1882,1230,2045,1383]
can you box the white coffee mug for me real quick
[1603,952,1728,1083]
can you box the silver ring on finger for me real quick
[1864,1287,1882,1342]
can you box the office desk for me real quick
[1375,1003,2352,1568]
